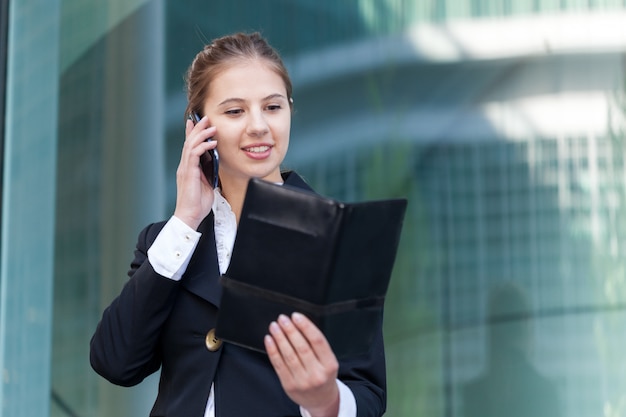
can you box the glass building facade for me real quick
[2,1,626,416]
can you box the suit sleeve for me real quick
[338,321,387,417]
[90,222,180,387]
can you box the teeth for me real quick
[245,146,270,153]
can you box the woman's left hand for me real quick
[265,312,340,417]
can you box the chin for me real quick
[254,169,283,182]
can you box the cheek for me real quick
[213,124,241,147]
[274,116,291,140]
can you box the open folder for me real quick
[215,178,407,357]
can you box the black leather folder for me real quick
[215,178,407,357]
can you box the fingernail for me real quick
[278,314,289,325]
[292,312,304,323]
[269,321,279,332]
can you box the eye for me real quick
[225,108,243,116]
[266,104,282,111]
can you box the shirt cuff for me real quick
[147,215,201,281]
[300,379,356,417]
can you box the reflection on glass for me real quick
[463,282,561,417]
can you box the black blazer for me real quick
[90,172,386,417]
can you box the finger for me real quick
[185,118,194,136]
[270,317,305,372]
[266,322,298,388]
[181,128,218,172]
[186,114,215,140]
[279,314,338,390]
[190,125,217,148]
[281,314,320,361]
[265,332,288,376]
[290,313,334,363]
[181,119,204,163]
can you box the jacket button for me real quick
[205,328,222,352]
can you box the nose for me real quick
[246,109,269,137]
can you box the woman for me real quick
[90,32,386,417]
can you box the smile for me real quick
[243,145,271,153]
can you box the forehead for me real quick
[207,59,287,100]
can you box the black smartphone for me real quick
[189,112,219,189]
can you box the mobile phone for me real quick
[189,112,219,189]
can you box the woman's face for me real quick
[202,59,291,185]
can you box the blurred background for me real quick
[2,0,626,416]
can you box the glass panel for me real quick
[0,1,60,416]
[51,1,164,416]
[285,20,626,417]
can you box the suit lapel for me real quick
[282,170,314,192]
[179,172,312,308]
[180,213,222,307]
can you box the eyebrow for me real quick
[218,93,287,106]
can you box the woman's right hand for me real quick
[173,115,218,230]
